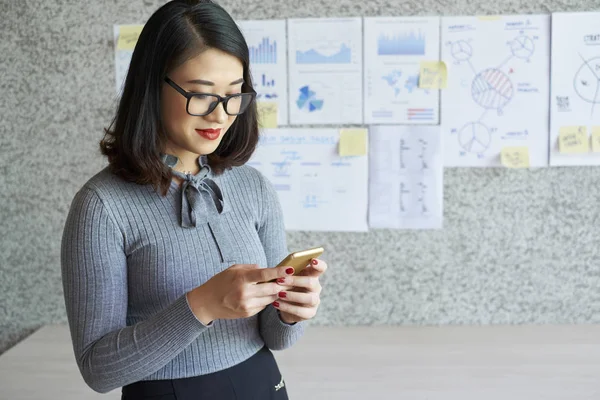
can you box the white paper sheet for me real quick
[287,18,363,125]
[113,25,137,96]
[238,19,289,126]
[363,16,441,124]
[441,15,550,167]
[549,12,600,166]
[368,125,443,230]
[247,129,368,232]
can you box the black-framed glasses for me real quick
[164,76,256,116]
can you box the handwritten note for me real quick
[559,126,589,153]
[501,147,530,168]
[339,129,368,156]
[591,127,600,153]
[257,102,278,129]
[419,61,447,89]
[117,25,143,51]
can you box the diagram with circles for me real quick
[573,56,600,116]
[450,37,531,155]
[441,16,550,167]
[549,11,600,166]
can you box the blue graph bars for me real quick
[261,74,275,87]
[249,37,277,64]
[377,30,426,56]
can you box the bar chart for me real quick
[249,37,278,64]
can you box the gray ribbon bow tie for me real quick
[161,154,225,228]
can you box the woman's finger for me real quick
[251,281,292,297]
[276,275,321,293]
[272,300,317,320]
[311,258,328,273]
[277,290,320,307]
[247,294,279,310]
[297,259,328,277]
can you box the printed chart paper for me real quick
[238,20,289,126]
[287,18,363,125]
[114,25,143,95]
[364,17,441,124]
[248,129,368,232]
[369,125,443,230]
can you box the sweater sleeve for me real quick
[60,186,211,393]
[254,171,306,350]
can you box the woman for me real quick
[60,1,327,398]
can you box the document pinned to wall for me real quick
[440,15,550,167]
[248,128,368,232]
[549,12,600,166]
[287,18,363,125]
[113,25,143,95]
[363,17,441,125]
[238,19,289,126]
[368,125,443,230]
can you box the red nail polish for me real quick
[279,291,287,298]
[273,301,280,308]
[277,278,285,284]
[311,259,318,265]
[286,267,294,275]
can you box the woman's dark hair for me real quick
[100,0,258,196]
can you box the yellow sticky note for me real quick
[591,127,600,153]
[559,126,589,153]
[339,129,368,156]
[257,102,278,129]
[419,61,447,89]
[117,25,144,51]
[501,147,530,168]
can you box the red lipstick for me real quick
[195,128,221,140]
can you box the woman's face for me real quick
[160,48,244,160]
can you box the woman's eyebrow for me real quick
[186,78,244,86]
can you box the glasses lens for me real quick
[188,94,219,115]
[225,94,254,115]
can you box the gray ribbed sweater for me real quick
[60,156,305,394]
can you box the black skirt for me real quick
[121,346,289,400]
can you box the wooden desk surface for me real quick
[1,324,599,399]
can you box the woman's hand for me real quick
[186,264,296,325]
[273,258,328,324]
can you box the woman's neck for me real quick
[167,152,201,175]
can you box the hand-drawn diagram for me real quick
[447,35,534,155]
[549,12,600,166]
[442,15,550,167]
[573,55,600,116]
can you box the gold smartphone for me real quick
[270,246,324,280]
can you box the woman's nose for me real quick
[204,102,227,124]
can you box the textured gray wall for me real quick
[1,0,599,356]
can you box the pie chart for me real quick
[574,57,600,105]
[471,69,513,110]
[458,122,491,154]
[450,40,473,62]
[510,35,535,60]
